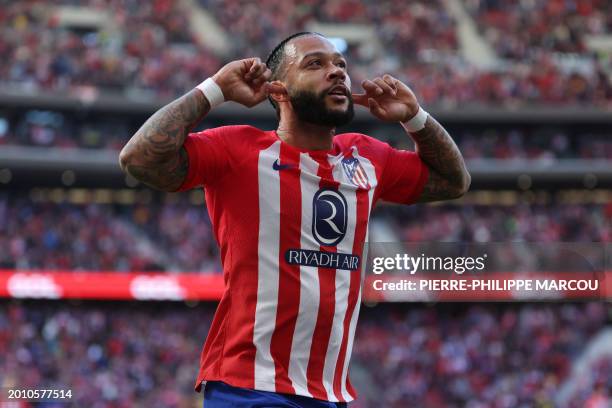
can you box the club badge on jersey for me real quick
[341,157,370,189]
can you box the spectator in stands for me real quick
[0,301,607,407]
[1,0,611,107]
[0,192,608,272]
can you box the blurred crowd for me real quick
[0,301,609,407]
[465,0,612,57]
[1,0,611,107]
[203,0,612,108]
[0,301,211,407]
[392,202,610,243]
[462,0,612,106]
[0,110,131,150]
[0,194,164,272]
[0,193,220,273]
[566,356,612,408]
[0,0,220,98]
[354,302,610,407]
[1,109,611,160]
[0,191,609,273]
[454,129,612,161]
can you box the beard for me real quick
[289,88,354,127]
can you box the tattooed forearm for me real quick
[407,115,471,202]
[119,89,210,191]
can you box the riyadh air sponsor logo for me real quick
[341,157,370,189]
[312,188,347,246]
[7,273,62,298]
[130,276,185,300]
[285,249,360,270]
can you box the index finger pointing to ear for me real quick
[251,67,272,86]
[250,62,266,79]
[383,74,397,91]
[261,68,272,81]
[265,82,286,95]
[351,93,369,107]
[362,79,383,96]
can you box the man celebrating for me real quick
[119,32,470,407]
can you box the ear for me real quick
[265,81,288,103]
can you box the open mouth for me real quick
[328,94,348,101]
[328,85,349,97]
[327,85,349,102]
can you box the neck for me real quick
[276,115,335,151]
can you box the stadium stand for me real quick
[0,0,220,97]
[0,1,610,407]
[390,201,610,243]
[353,302,610,407]
[0,301,608,407]
[465,0,612,57]
[566,356,612,408]
[2,108,612,161]
[0,191,220,272]
[0,300,213,407]
[0,190,609,272]
[1,0,611,106]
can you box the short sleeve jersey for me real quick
[179,125,428,403]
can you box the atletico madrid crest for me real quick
[341,156,370,189]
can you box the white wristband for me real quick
[400,106,428,132]
[195,78,225,108]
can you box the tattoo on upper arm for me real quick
[410,116,470,202]
[121,90,209,191]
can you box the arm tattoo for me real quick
[119,89,210,191]
[408,116,471,202]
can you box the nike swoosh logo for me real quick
[272,159,295,171]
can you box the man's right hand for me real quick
[212,58,273,108]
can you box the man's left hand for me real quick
[352,74,419,122]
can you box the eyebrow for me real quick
[300,51,345,62]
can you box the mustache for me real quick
[320,86,352,101]
[289,86,355,127]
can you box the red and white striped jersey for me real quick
[179,125,428,402]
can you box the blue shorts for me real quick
[203,381,349,408]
